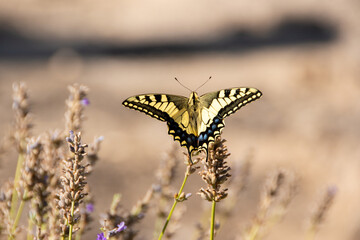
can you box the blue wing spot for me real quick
[207,129,213,135]
[211,123,217,131]
[187,136,192,144]
[203,133,208,140]
[199,134,204,142]
[214,118,220,124]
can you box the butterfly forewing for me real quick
[200,87,262,119]
[122,94,198,152]
[123,94,187,121]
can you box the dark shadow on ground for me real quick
[0,18,337,60]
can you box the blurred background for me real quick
[0,0,360,239]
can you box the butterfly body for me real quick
[123,87,262,160]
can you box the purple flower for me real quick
[327,185,338,197]
[81,98,90,106]
[96,233,106,240]
[108,221,127,237]
[66,130,75,143]
[115,222,127,233]
[86,203,94,213]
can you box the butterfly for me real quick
[123,87,262,161]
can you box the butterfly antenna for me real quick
[195,76,212,92]
[175,77,192,92]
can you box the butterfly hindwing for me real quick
[197,116,225,152]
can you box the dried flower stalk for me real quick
[243,169,297,240]
[65,84,89,134]
[198,137,231,240]
[7,83,34,240]
[306,186,337,240]
[76,135,102,239]
[21,137,52,239]
[11,82,32,153]
[0,181,14,236]
[57,131,88,239]
[44,131,66,240]
[198,138,231,202]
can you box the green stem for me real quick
[10,153,25,220]
[210,200,216,240]
[68,200,75,240]
[75,227,82,240]
[245,224,260,240]
[8,190,28,240]
[305,226,316,240]
[157,169,190,240]
[26,205,34,240]
[154,198,167,239]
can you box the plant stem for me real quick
[305,226,316,240]
[75,225,83,240]
[154,197,167,239]
[245,224,260,240]
[210,199,216,240]
[27,218,33,240]
[8,189,28,240]
[10,153,25,220]
[68,200,75,240]
[157,168,190,240]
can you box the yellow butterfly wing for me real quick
[198,87,262,151]
[122,94,198,152]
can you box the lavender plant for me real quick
[198,137,231,240]
[57,131,89,239]
[0,82,339,240]
[8,83,32,239]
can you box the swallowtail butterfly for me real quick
[123,87,262,161]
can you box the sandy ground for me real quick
[0,0,360,239]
